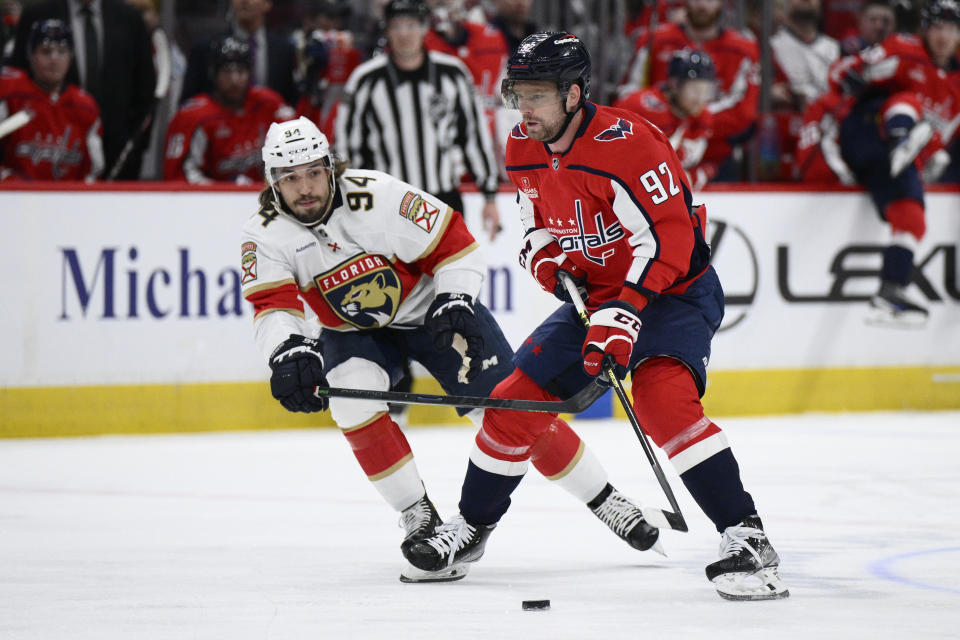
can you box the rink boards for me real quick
[2,185,958,436]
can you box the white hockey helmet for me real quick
[262,116,336,226]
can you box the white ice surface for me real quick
[1,412,959,639]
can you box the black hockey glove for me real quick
[424,292,485,380]
[268,335,329,413]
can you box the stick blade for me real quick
[642,507,688,532]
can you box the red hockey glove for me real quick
[582,301,643,380]
[517,228,587,303]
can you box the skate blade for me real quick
[399,561,470,584]
[865,308,927,329]
[712,567,790,601]
[651,539,667,557]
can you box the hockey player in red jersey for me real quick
[829,0,960,326]
[163,36,294,184]
[615,48,717,190]
[404,32,789,601]
[793,90,855,183]
[243,116,664,583]
[0,20,103,181]
[617,0,760,178]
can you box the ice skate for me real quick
[588,483,663,555]
[398,494,442,554]
[866,282,928,328]
[705,515,789,601]
[402,514,495,575]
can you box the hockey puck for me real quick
[522,599,550,611]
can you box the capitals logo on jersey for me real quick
[594,118,634,141]
[553,200,625,265]
[510,123,528,139]
[315,255,403,329]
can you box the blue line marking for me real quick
[869,547,960,595]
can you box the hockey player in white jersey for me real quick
[241,117,663,582]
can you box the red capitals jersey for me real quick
[829,34,960,147]
[0,67,102,181]
[794,90,853,183]
[618,22,760,165]
[425,22,508,109]
[506,103,710,314]
[613,86,714,171]
[829,33,940,99]
[163,87,294,183]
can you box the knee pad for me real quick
[327,357,391,429]
[884,199,926,241]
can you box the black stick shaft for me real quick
[559,274,687,531]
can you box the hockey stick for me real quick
[0,110,32,140]
[559,273,688,532]
[314,377,609,414]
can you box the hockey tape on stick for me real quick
[0,110,32,140]
[315,380,608,414]
[560,273,688,532]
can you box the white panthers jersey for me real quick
[241,168,484,359]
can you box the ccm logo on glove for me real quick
[582,301,643,379]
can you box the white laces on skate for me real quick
[718,523,765,564]
[424,515,477,567]
[399,498,432,537]
[592,490,644,537]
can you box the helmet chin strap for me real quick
[543,87,582,145]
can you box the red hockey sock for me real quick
[885,199,925,241]
[342,412,413,479]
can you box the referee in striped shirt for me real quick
[335,0,501,240]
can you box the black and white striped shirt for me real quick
[335,51,500,198]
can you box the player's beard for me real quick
[524,112,565,142]
[288,192,331,225]
[687,6,721,30]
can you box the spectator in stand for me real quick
[623,0,686,41]
[840,0,896,55]
[163,36,294,184]
[0,20,103,181]
[768,0,840,179]
[923,0,960,183]
[336,0,500,239]
[488,0,537,56]
[615,49,717,190]
[617,0,760,181]
[181,0,298,106]
[12,0,156,180]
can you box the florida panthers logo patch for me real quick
[594,118,634,141]
[510,123,528,139]
[315,255,402,329]
[399,191,442,233]
[240,242,258,284]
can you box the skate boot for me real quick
[705,515,789,601]
[398,494,442,555]
[867,282,928,328]
[403,514,495,575]
[587,483,662,554]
